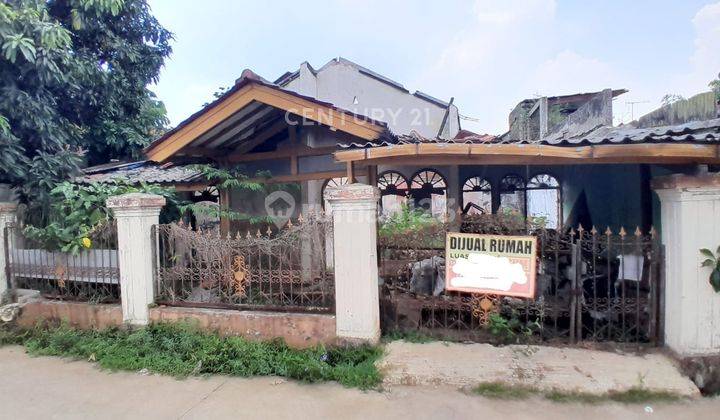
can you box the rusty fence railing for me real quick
[3,222,120,302]
[153,214,334,313]
[379,214,663,346]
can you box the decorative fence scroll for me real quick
[379,213,663,346]
[4,221,120,302]
[153,214,334,313]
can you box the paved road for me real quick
[0,346,717,420]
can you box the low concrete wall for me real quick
[15,300,336,348]
[16,300,123,330]
[149,306,336,348]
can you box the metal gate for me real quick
[379,216,663,345]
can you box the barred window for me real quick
[499,174,526,216]
[462,177,492,214]
[527,174,561,228]
[410,169,447,217]
[377,171,408,215]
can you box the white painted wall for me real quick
[284,58,459,138]
[655,179,720,356]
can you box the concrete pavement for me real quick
[0,346,719,420]
[380,341,699,396]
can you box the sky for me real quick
[148,0,720,135]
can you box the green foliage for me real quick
[700,246,720,293]
[487,311,540,344]
[382,330,436,344]
[472,382,536,399]
[2,322,383,389]
[472,382,683,404]
[0,0,171,222]
[24,180,179,253]
[185,164,300,225]
[710,74,720,102]
[378,203,440,237]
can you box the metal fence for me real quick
[153,214,334,313]
[3,222,120,302]
[379,214,663,346]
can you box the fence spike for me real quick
[246,231,252,239]
[590,226,598,235]
[297,213,304,224]
[577,223,584,233]
[266,226,272,236]
[569,228,576,237]
[256,229,261,238]
[634,226,642,237]
[287,219,293,228]
[234,231,241,240]
[650,226,657,238]
[605,226,613,236]
[619,226,627,237]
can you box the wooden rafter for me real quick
[146,83,386,162]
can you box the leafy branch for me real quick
[700,246,720,293]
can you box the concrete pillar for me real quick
[0,202,18,300]
[107,193,166,326]
[653,174,720,356]
[324,184,381,344]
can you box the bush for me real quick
[2,322,384,389]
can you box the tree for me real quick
[711,72,720,103]
[0,0,171,224]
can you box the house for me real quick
[80,57,720,236]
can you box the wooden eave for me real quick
[333,142,720,165]
[145,83,386,162]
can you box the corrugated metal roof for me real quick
[338,130,498,149]
[544,118,720,145]
[78,162,202,185]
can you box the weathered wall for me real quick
[15,300,336,348]
[284,58,456,138]
[149,306,336,348]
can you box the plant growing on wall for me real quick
[188,164,301,225]
[700,247,720,292]
[24,180,180,253]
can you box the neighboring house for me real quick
[80,58,720,234]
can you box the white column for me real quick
[654,174,720,356]
[324,183,381,344]
[107,193,165,326]
[0,202,18,300]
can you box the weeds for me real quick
[0,322,383,389]
[382,330,436,344]
[472,381,684,404]
[472,382,536,399]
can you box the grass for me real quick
[0,322,383,389]
[382,330,437,344]
[472,382,684,404]
[472,382,536,399]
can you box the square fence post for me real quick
[107,193,165,326]
[324,184,381,344]
[0,202,18,301]
[653,174,720,356]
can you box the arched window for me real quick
[322,177,348,192]
[321,177,348,209]
[527,174,561,228]
[377,171,408,215]
[462,177,492,215]
[410,169,447,217]
[499,174,526,216]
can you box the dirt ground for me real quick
[0,346,718,420]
